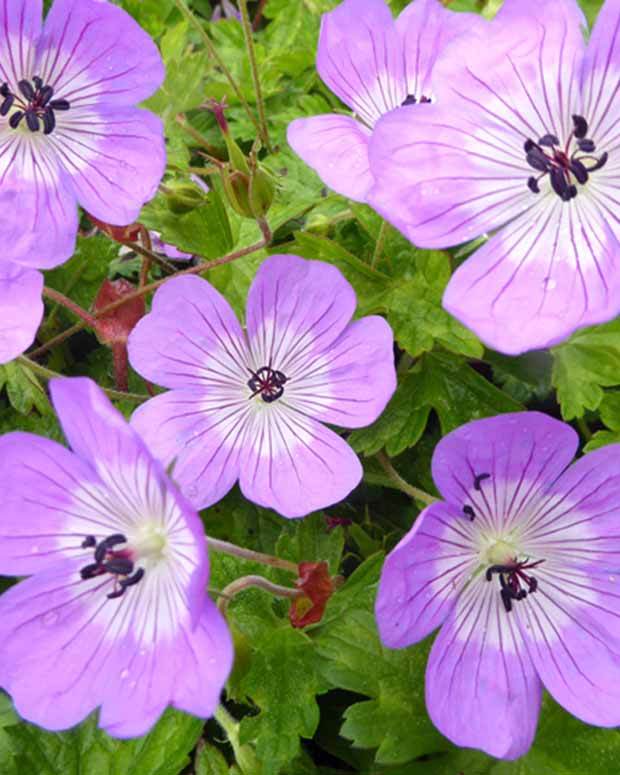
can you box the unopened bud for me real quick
[165,181,209,214]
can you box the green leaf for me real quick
[276,512,344,574]
[238,626,324,775]
[584,392,620,451]
[0,361,52,417]
[6,709,203,775]
[315,555,445,765]
[351,353,522,456]
[195,741,230,775]
[551,320,620,420]
[384,249,483,359]
[141,190,233,259]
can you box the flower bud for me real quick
[165,181,210,215]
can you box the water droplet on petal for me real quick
[31,545,40,553]
[120,668,130,680]
[129,680,137,689]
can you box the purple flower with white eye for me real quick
[368,0,620,355]
[376,412,620,759]
[0,0,165,271]
[0,262,43,363]
[127,254,396,518]
[287,0,481,202]
[0,377,232,737]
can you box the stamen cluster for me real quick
[247,365,288,403]
[0,77,70,135]
[79,533,145,600]
[524,114,608,201]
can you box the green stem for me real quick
[577,416,592,442]
[18,357,148,403]
[172,0,262,139]
[214,706,260,774]
[207,536,298,574]
[376,451,437,506]
[371,220,388,269]
[218,574,300,615]
[237,0,271,150]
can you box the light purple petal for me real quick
[0,0,41,93]
[287,114,373,201]
[0,559,231,737]
[131,390,244,512]
[0,432,102,574]
[443,200,620,355]
[285,315,396,429]
[515,571,620,726]
[0,263,43,362]
[317,0,405,127]
[395,0,486,100]
[128,275,248,391]
[151,231,192,261]
[367,103,532,250]
[37,0,164,108]
[523,444,620,573]
[245,254,357,372]
[0,152,78,269]
[426,575,542,759]
[376,501,478,648]
[53,106,165,226]
[431,412,578,531]
[238,409,362,518]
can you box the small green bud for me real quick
[165,182,208,214]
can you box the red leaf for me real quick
[92,279,145,346]
[289,561,334,629]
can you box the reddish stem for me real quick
[43,287,97,327]
[111,343,129,392]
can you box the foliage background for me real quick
[4,0,619,772]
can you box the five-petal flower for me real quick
[0,378,232,737]
[376,412,620,759]
[128,254,396,518]
[368,0,620,354]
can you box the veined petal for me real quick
[317,0,405,127]
[522,444,620,572]
[283,316,396,429]
[431,412,578,533]
[131,390,246,512]
[443,196,620,354]
[128,275,249,391]
[0,138,78,268]
[49,106,165,226]
[0,263,42,363]
[287,114,373,201]
[37,0,164,108]
[395,0,486,100]
[238,406,362,518]
[367,104,532,250]
[515,569,620,726]
[376,501,479,648]
[427,575,542,759]
[0,433,102,574]
[246,254,356,376]
[0,0,41,93]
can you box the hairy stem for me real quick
[218,574,300,615]
[214,706,260,774]
[42,288,96,326]
[29,228,271,359]
[208,536,299,574]
[172,0,263,138]
[238,0,271,150]
[371,220,388,269]
[376,451,438,506]
[18,357,148,403]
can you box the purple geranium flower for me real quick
[287,0,480,202]
[0,262,43,363]
[376,412,620,759]
[0,378,232,737]
[149,232,192,261]
[0,0,165,270]
[368,0,620,354]
[127,254,396,518]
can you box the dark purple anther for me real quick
[474,473,490,491]
[2,78,70,135]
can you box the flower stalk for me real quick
[376,451,438,506]
[217,574,301,615]
[237,0,271,150]
[214,706,260,774]
[207,536,299,574]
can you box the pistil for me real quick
[486,557,544,613]
[79,533,145,600]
